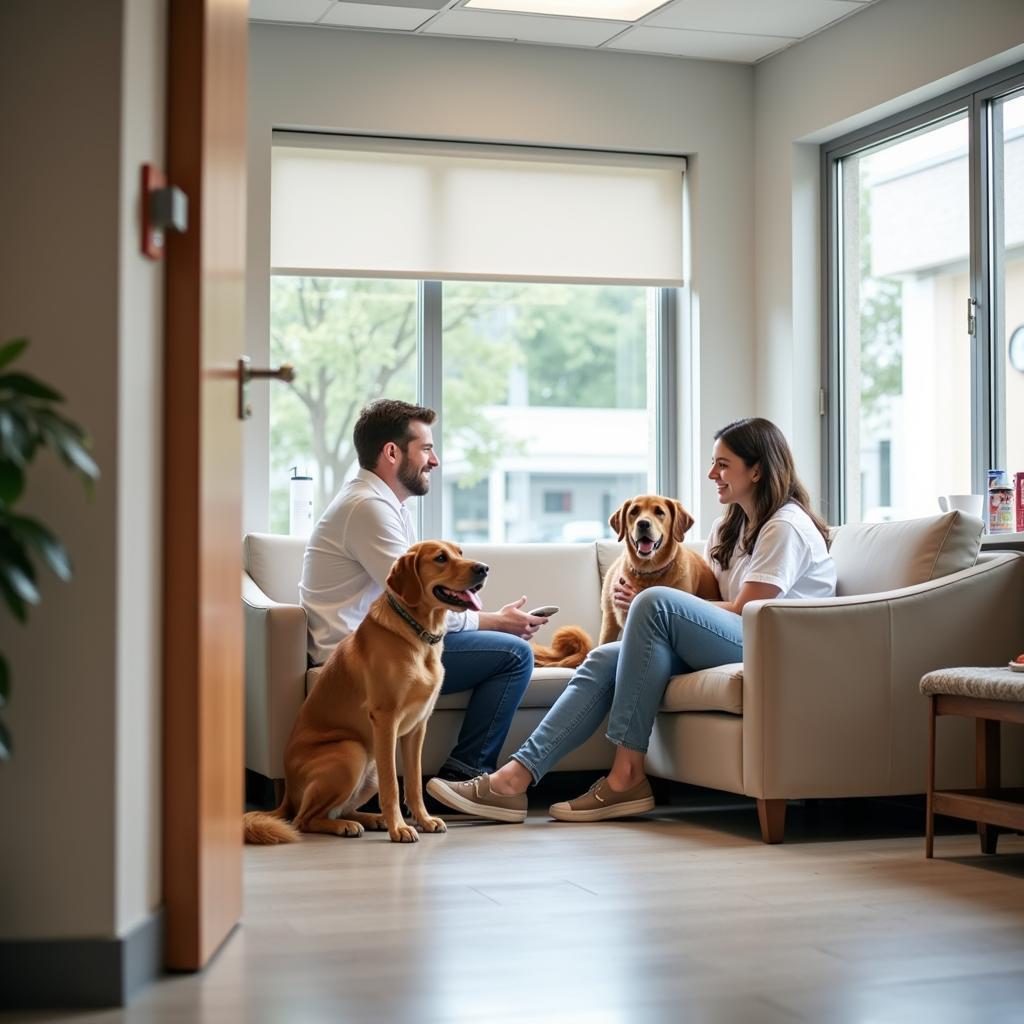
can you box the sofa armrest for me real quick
[741,552,1024,800]
[242,571,308,779]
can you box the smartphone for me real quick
[528,605,559,617]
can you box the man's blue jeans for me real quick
[439,630,534,777]
[512,587,743,782]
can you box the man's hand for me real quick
[479,597,548,640]
[612,576,638,614]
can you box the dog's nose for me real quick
[473,562,489,578]
[637,519,651,529]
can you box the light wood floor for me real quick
[9,798,1024,1023]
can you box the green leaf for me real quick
[0,557,39,605]
[0,575,28,622]
[7,516,72,581]
[0,338,29,372]
[0,653,7,708]
[53,434,100,480]
[0,409,35,466]
[0,714,11,761]
[0,462,24,506]
[0,373,64,402]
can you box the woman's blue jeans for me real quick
[512,587,743,783]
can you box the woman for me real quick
[426,418,836,823]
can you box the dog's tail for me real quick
[243,799,300,845]
[532,625,592,669]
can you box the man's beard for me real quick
[397,454,430,496]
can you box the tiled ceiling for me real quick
[250,0,881,64]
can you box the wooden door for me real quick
[162,0,248,971]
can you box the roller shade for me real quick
[271,134,685,286]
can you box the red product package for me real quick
[1016,472,1024,534]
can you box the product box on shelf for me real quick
[1016,472,1024,534]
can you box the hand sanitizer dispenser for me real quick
[289,467,314,538]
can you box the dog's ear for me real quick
[609,498,631,542]
[387,550,423,608]
[671,501,694,542]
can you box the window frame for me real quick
[821,59,1024,524]
[417,279,679,540]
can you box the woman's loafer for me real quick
[548,776,655,822]
[425,774,528,823]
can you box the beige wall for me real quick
[754,0,1024,518]
[246,25,756,535]
[0,0,164,940]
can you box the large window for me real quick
[269,277,666,541]
[268,135,684,541]
[826,64,1024,524]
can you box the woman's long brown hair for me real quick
[709,417,829,570]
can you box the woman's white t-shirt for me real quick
[705,502,836,604]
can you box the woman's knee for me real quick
[575,642,620,693]
[630,585,703,620]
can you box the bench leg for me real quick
[926,695,936,858]
[756,798,786,844]
[977,718,1001,855]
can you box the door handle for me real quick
[237,356,295,420]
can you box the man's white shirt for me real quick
[299,467,477,664]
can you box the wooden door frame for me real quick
[162,0,249,971]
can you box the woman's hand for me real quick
[479,597,548,639]
[612,576,638,614]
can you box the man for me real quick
[300,398,544,784]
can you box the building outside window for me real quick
[826,67,1024,523]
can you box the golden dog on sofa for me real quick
[244,540,488,845]
[533,495,718,668]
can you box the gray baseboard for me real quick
[0,908,164,1009]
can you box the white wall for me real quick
[754,0,1024,518]
[0,0,164,940]
[247,25,756,534]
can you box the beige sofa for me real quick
[243,510,1024,842]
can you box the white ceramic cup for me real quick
[937,494,984,517]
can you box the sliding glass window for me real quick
[267,135,684,541]
[824,62,1024,524]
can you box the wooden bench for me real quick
[922,665,1024,857]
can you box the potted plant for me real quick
[0,337,99,759]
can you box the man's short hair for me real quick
[353,399,437,470]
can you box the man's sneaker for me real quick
[548,776,655,822]
[425,774,527,823]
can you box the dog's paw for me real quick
[390,824,419,843]
[364,813,388,831]
[339,821,364,838]
[418,816,447,834]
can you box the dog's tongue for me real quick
[637,538,655,555]
[456,589,482,611]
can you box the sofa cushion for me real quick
[463,543,605,641]
[244,533,306,605]
[829,510,983,597]
[661,663,744,714]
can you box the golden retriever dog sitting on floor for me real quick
[533,495,719,669]
[244,540,488,845]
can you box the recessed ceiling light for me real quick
[462,0,665,21]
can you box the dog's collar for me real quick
[385,592,444,645]
[629,561,673,579]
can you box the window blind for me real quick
[271,134,685,286]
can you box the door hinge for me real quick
[819,388,826,416]
[967,296,977,337]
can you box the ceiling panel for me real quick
[422,9,625,45]
[605,25,793,61]
[647,0,864,38]
[250,0,333,22]
[321,2,436,29]
[342,0,450,7]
